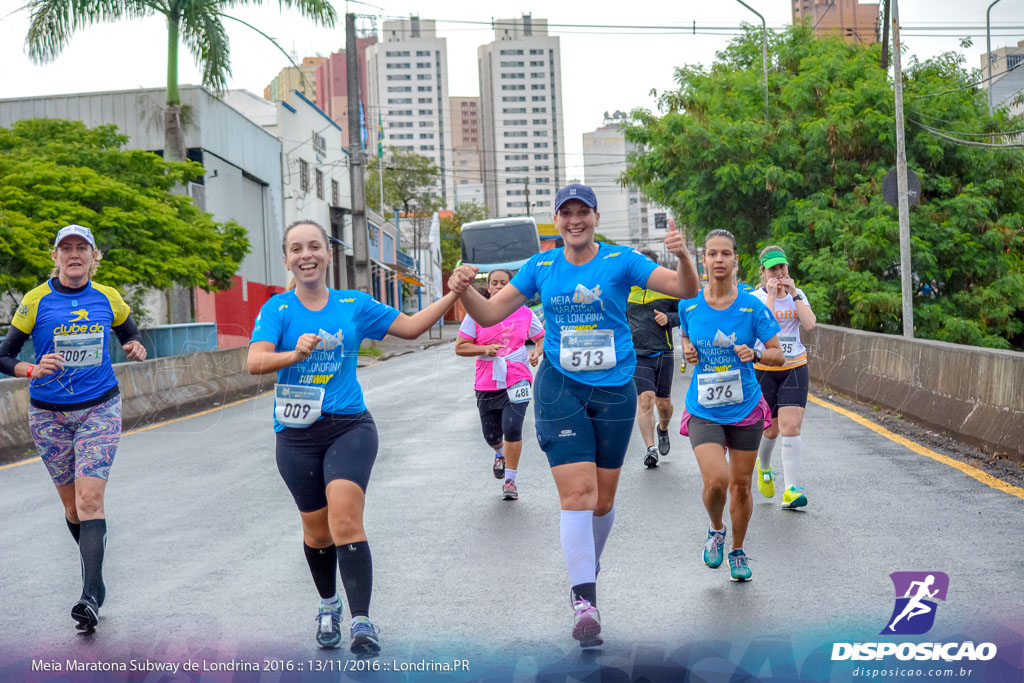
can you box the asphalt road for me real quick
[1,344,1022,681]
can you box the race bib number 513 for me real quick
[559,329,616,372]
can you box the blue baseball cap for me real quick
[554,183,598,212]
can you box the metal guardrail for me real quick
[14,322,218,365]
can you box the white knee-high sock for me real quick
[592,506,616,568]
[560,510,595,587]
[781,435,802,489]
[758,435,777,470]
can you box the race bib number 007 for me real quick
[696,369,744,408]
[54,332,104,368]
[560,329,616,372]
[275,384,325,428]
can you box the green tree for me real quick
[23,0,336,163]
[439,201,489,272]
[0,119,250,315]
[624,25,1024,349]
[367,147,445,266]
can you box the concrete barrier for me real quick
[0,348,269,463]
[803,324,1024,461]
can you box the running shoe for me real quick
[643,446,660,469]
[756,458,776,498]
[703,526,726,569]
[502,479,518,501]
[350,616,381,656]
[315,604,343,649]
[71,597,99,632]
[728,549,752,582]
[492,456,506,479]
[657,426,671,455]
[781,486,808,509]
[571,598,603,648]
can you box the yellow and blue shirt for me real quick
[10,279,131,408]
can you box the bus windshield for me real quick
[460,217,541,272]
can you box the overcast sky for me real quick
[1,0,1021,180]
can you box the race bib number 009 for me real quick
[275,384,325,428]
[54,332,104,368]
[559,329,616,372]
[696,369,744,408]
[507,380,533,404]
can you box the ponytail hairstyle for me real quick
[757,244,785,291]
[703,229,737,250]
[282,219,331,291]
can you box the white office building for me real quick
[366,17,452,207]
[583,121,669,251]
[478,15,566,217]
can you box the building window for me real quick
[418,109,433,115]
[531,84,546,90]
[530,49,543,55]
[500,49,524,55]
[386,74,411,81]
[533,142,548,148]
[388,98,412,104]
[387,86,412,92]
[419,133,435,139]
[500,60,525,67]
[416,62,431,68]
[417,86,433,92]
[331,179,339,205]
[385,50,410,57]
[417,73,432,80]
[501,73,525,79]
[533,130,548,136]
[299,159,309,192]
[501,85,526,91]
[416,50,431,56]
[532,95,546,101]
[315,169,324,199]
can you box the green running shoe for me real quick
[728,549,752,582]
[756,458,775,498]
[781,485,808,509]
[703,526,726,568]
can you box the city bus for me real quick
[459,216,541,273]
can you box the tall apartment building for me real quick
[478,15,566,217]
[792,0,879,43]
[315,37,377,148]
[264,56,326,103]
[366,17,452,207]
[450,96,484,207]
[583,122,667,250]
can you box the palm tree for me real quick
[24,0,336,162]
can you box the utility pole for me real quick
[880,0,891,68]
[735,0,768,121]
[987,0,1004,117]
[346,12,371,294]
[524,176,531,217]
[891,0,914,338]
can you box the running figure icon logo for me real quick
[881,571,949,635]
[712,329,737,348]
[572,284,605,309]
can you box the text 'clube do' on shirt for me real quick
[510,243,658,387]
[678,290,781,423]
[249,289,400,432]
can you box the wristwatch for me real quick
[753,349,763,363]
[793,293,804,302]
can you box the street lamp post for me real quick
[735,0,769,121]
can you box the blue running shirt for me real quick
[511,243,658,387]
[12,279,131,406]
[678,291,781,422]
[250,289,400,431]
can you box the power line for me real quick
[910,119,1024,147]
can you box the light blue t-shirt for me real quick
[250,289,400,431]
[511,243,658,387]
[679,290,781,422]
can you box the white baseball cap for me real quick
[54,224,97,249]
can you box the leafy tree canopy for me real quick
[0,119,250,308]
[367,147,445,216]
[624,25,1024,349]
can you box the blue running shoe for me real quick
[315,604,342,649]
[703,527,726,569]
[728,549,752,582]
[350,616,381,656]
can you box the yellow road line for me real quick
[0,391,271,472]
[807,393,1024,501]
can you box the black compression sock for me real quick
[336,541,373,618]
[66,518,81,544]
[571,582,597,607]
[303,543,338,600]
[78,519,106,603]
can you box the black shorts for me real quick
[275,411,378,513]
[756,364,810,417]
[475,389,528,445]
[687,416,764,452]
[634,353,674,398]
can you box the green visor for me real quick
[760,250,788,268]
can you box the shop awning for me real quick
[395,272,424,286]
